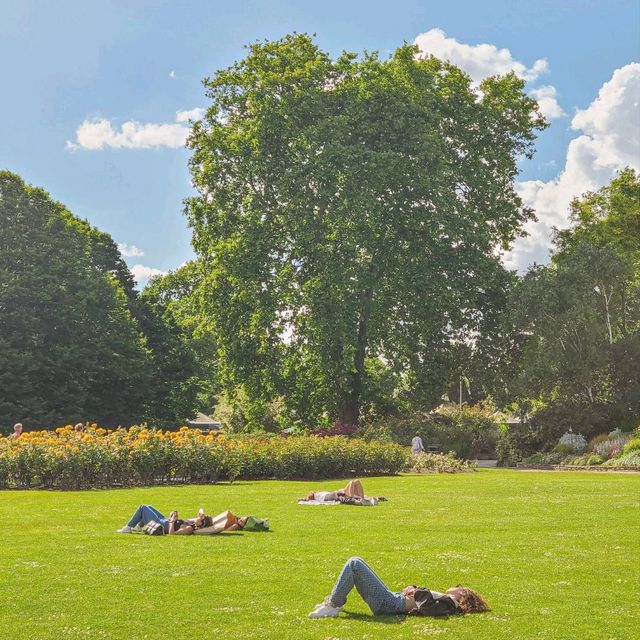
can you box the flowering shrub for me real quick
[405,451,476,474]
[602,451,640,469]
[623,437,640,455]
[558,431,587,453]
[0,425,407,489]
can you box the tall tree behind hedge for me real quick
[0,171,152,427]
[185,34,546,425]
[492,169,640,432]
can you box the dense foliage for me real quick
[0,426,408,489]
[185,33,546,427]
[490,170,640,454]
[358,404,500,459]
[0,172,201,428]
[406,451,476,473]
[512,426,640,469]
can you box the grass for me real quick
[1,470,638,640]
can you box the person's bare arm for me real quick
[167,511,193,535]
[193,522,227,535]
[173,525,194,535]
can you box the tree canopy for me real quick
[491,169,640,433]
[185,34,547,425]
[0,171,200,428]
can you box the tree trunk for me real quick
[341,315,368,425]
[340,277,376,426]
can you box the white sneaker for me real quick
[308,602,342,618]
[117,525,132,533]
[311,596,332,610]
[132,523,143,532]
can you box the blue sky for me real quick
[2,0,639,283]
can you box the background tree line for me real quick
[0,171,206,428]
[1,34,637,443]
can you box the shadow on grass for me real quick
[341,611,404,625]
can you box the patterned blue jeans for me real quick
[329,557,407,614]
[126,504,170,533]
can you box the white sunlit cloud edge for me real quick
[117,243,144,257]
[505,62,640,272]
[66,108,205,151]
[413,28,565,120]
[130,264,168,288]
[413,29,639,271]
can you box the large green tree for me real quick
[0,171,151,426]
[141,260,219,419]
[185,34,546,425]
[0,171,201,428]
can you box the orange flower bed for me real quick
[0,425,407,489]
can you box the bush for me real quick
[588,433,611,451]
[405,452,476,473]
[553,443,574,456]
[520,450,568,466]
[496,425,547,467]
[0,426,408,489]
[587,430,631,459]
[526,401,615,445]
[355,423,394,443]
[368,404,499,459]
[623,437,640,454]
[602,451,640,469]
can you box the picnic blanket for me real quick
[297,496,381,506]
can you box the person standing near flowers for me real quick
[411,432,425,454]
[11,423,23,439]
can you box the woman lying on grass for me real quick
[117,504,245,535]
[301,479,386,505]
[309,557,489,618]
[304,478,365,502]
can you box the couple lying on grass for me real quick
[117,505,245,535]
[302,479,386,505]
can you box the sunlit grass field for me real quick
[1,470,638,640]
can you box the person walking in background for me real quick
[309,556,489,618]
[11,423,23,439]
[411,432,425,454]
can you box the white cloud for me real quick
[67,119,188,150]
[413,28,548,83]
[175,107,205,123]
[505,63,640,272]
[530,85,566,120]
[130,264,167,287]
[169,70,176,78]
[117,243,144,257]
[66,107,204,150]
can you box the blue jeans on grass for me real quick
[126,504,169,533]
[329,557,407,614]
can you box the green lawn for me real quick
[1,470,638,640]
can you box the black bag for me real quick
[407,588,459,617]
[144,520,164,536]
